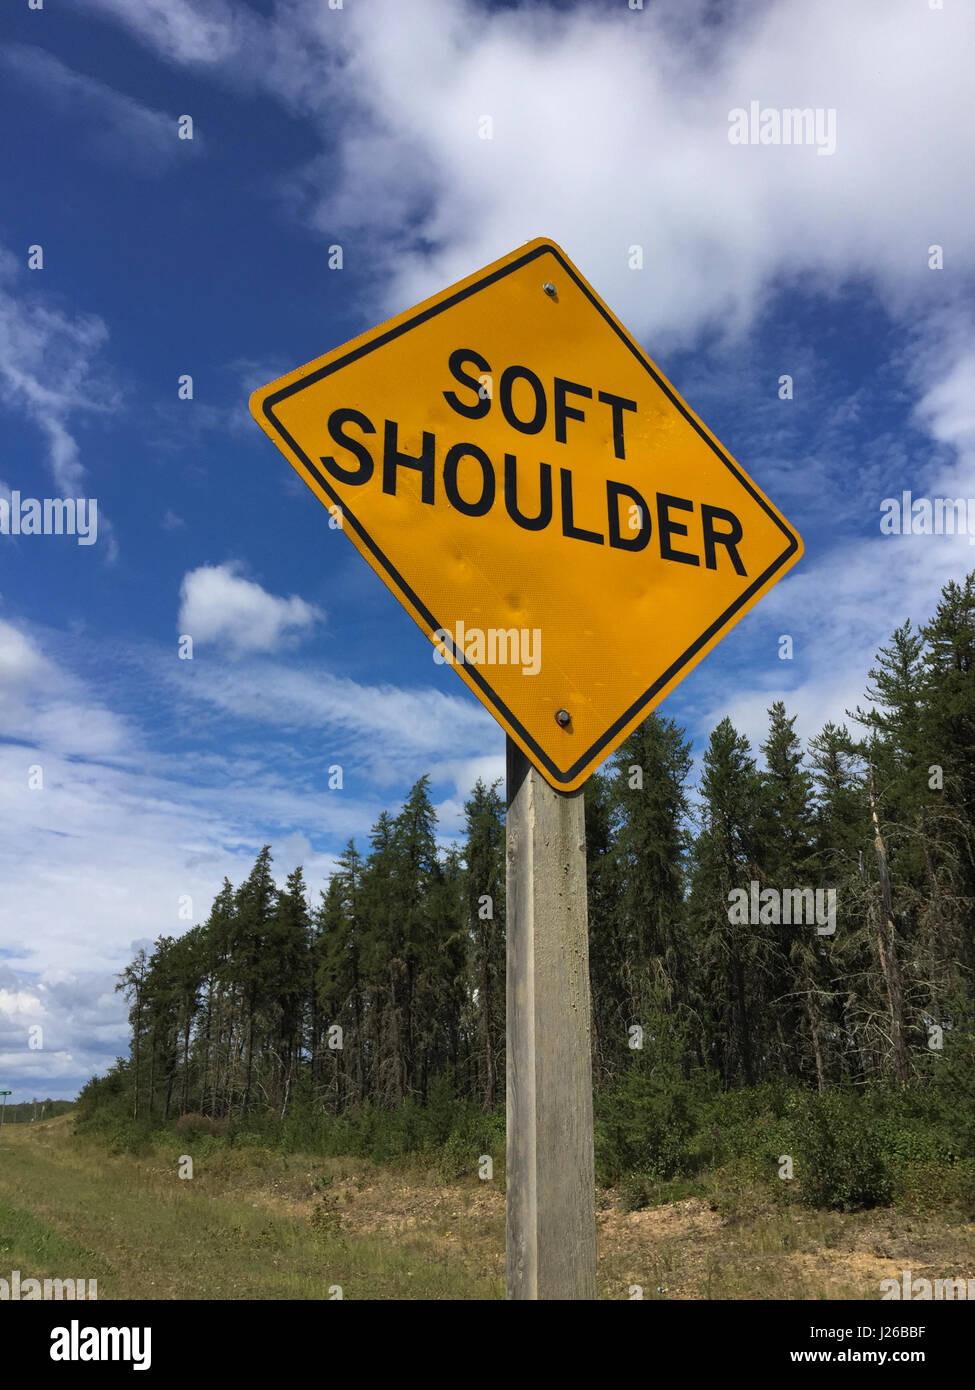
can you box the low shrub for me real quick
[175,1113,226,1140]
[788,1090,892,1210]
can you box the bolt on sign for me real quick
[251,238,802,791]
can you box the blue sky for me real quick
[1,0,973,1101]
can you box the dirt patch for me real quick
[201,1156,975,1300]
[601,1196,723,1241]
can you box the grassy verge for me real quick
[0,1114,972,1299]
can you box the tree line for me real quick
[0,1099,73,1124]
[99,573,974,1125]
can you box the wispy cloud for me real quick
[166,654,498,773]
[0,44,203,173]
[80,0,244,67]
[0,245,119,498]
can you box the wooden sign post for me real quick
[505,739,597,1300]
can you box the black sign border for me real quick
[259,241,800,787]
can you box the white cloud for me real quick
[0,730,362,970]
[0,964,129,1103]
[77,0,975,433]
[916,350,975,453]
[246,0,975,353]
[0,619,51,693]
[428,752,507,831]
[0,988,45,1019]
[177,563,323,654]
[0,617,130,758]
[0,1051,78,1080]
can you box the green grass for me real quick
[0,1116,502,1299]
[0,1199,114,1283]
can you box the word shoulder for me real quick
[315,350,748,574]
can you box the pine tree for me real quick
[115,947,149,1120]
[312,841,366,1107]
[758,702,819,1083]
[197,878,234,1116]
[850,628,927,1081]
[390,778,443,1099]
[359,811,399,1105]
[463,779,505,1108]
[920,576,975,987]
[266,867,311,1116]
[232,846,277,1115]
[687,718,768,1086]
[584,769,622,1084]
[605,715,692,1073]
[807,723,871,1082]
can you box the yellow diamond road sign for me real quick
[250,238,802,792]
